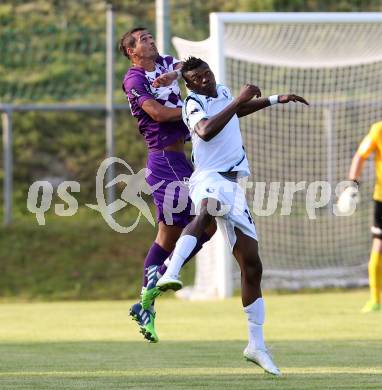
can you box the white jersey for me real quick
[182,84,250,179]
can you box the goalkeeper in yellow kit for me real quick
[341,122,382,312]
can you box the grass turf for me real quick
[0,290,381,389]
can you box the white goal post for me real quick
[173,12,382,299]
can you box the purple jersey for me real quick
[122,55,189,151]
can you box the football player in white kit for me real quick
[157,57,309,376]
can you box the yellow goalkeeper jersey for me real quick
[357,121,382,201]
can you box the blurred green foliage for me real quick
[1,0,381,103]
[9,110,146,214]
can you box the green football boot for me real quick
[361,300,381,313]
[129,302,159,343]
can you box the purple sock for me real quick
[143,242,171,287]
[159,232,212,275]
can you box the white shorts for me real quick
[189,171,257,251]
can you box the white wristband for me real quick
[268,95,279,105]
[175,69,182,80]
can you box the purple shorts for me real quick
[146,150,193,227]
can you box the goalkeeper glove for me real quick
[337,180,360,214]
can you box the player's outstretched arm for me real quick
[237,97,271,117]
[237,94,309,118]
[142,99,182,122]
[195,84,260,141]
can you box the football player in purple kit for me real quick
[119,27,215,342]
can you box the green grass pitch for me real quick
[0,290,381,389]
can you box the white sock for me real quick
[244,297,266,351]
[164,235,197,279]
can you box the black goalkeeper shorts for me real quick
[372,200,382,238]
[374,200,382,230]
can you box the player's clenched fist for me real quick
[237,84,262,104]
[278,94,309,105]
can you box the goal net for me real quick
[173,13,382,298]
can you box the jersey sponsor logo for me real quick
[206,187,215,193]
[190,108,200,115]
[130,88,141,98]
[222,89,228,98]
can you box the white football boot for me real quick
[243,345,281,376]
[156,273,183,292]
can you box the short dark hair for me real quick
[181,56,208,80]
[119,27,147,59]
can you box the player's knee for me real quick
[371,226,382,240]
[243,255,263,282]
